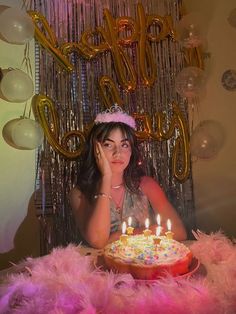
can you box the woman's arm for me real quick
[140,176,187,241]
[69,142,113,249]
[69,179,112,249]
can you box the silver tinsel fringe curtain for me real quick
[33,0,196,255]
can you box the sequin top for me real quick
[110,189,155,233]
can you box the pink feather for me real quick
[0,233,236,313]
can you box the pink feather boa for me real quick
[0,231,236,314]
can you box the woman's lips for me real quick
[111,160,124,164]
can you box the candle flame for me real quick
[145,218,150,229]
[156,214,161,226]
[167,219,171,231]
[128,216,132,227]
[156,226,161,237]
[122,221,127,234]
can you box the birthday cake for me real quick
[103,234,193,280]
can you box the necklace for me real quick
[111,183,123,189]
[111,188,125,213]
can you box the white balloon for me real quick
[190,120,225,159]
[175,66,206,99]
[11,118,44,150]
[1,69,34,102]
[0,8,34,44]
[228,8,236,29]
[2,118,28,149]
[176,13,206,48]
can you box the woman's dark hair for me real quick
[77,122,145,201]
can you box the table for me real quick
[0,241,203,281]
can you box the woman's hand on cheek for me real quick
[95,142,112,178]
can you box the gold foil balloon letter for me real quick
[28,11,73,72]
[99,76,124,109]
[32,94,85,159]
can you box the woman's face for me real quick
[100,128,132,174]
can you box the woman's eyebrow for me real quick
[103,138,129,142]
[103,138,114,142]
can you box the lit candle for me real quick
[156,214,163,235]
[153,226,162,245]
[127,216,134,235]
[156,214,161,226]
[143,218,152,238]
[165,219,174,239]
[156,226,162,237]
[120,221,128,245]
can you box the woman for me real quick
[69,105,187,248]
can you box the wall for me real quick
[185,0,236,237]
[0,0,40,270]
[0,0,235,270]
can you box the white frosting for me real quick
[104,235,191,266]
